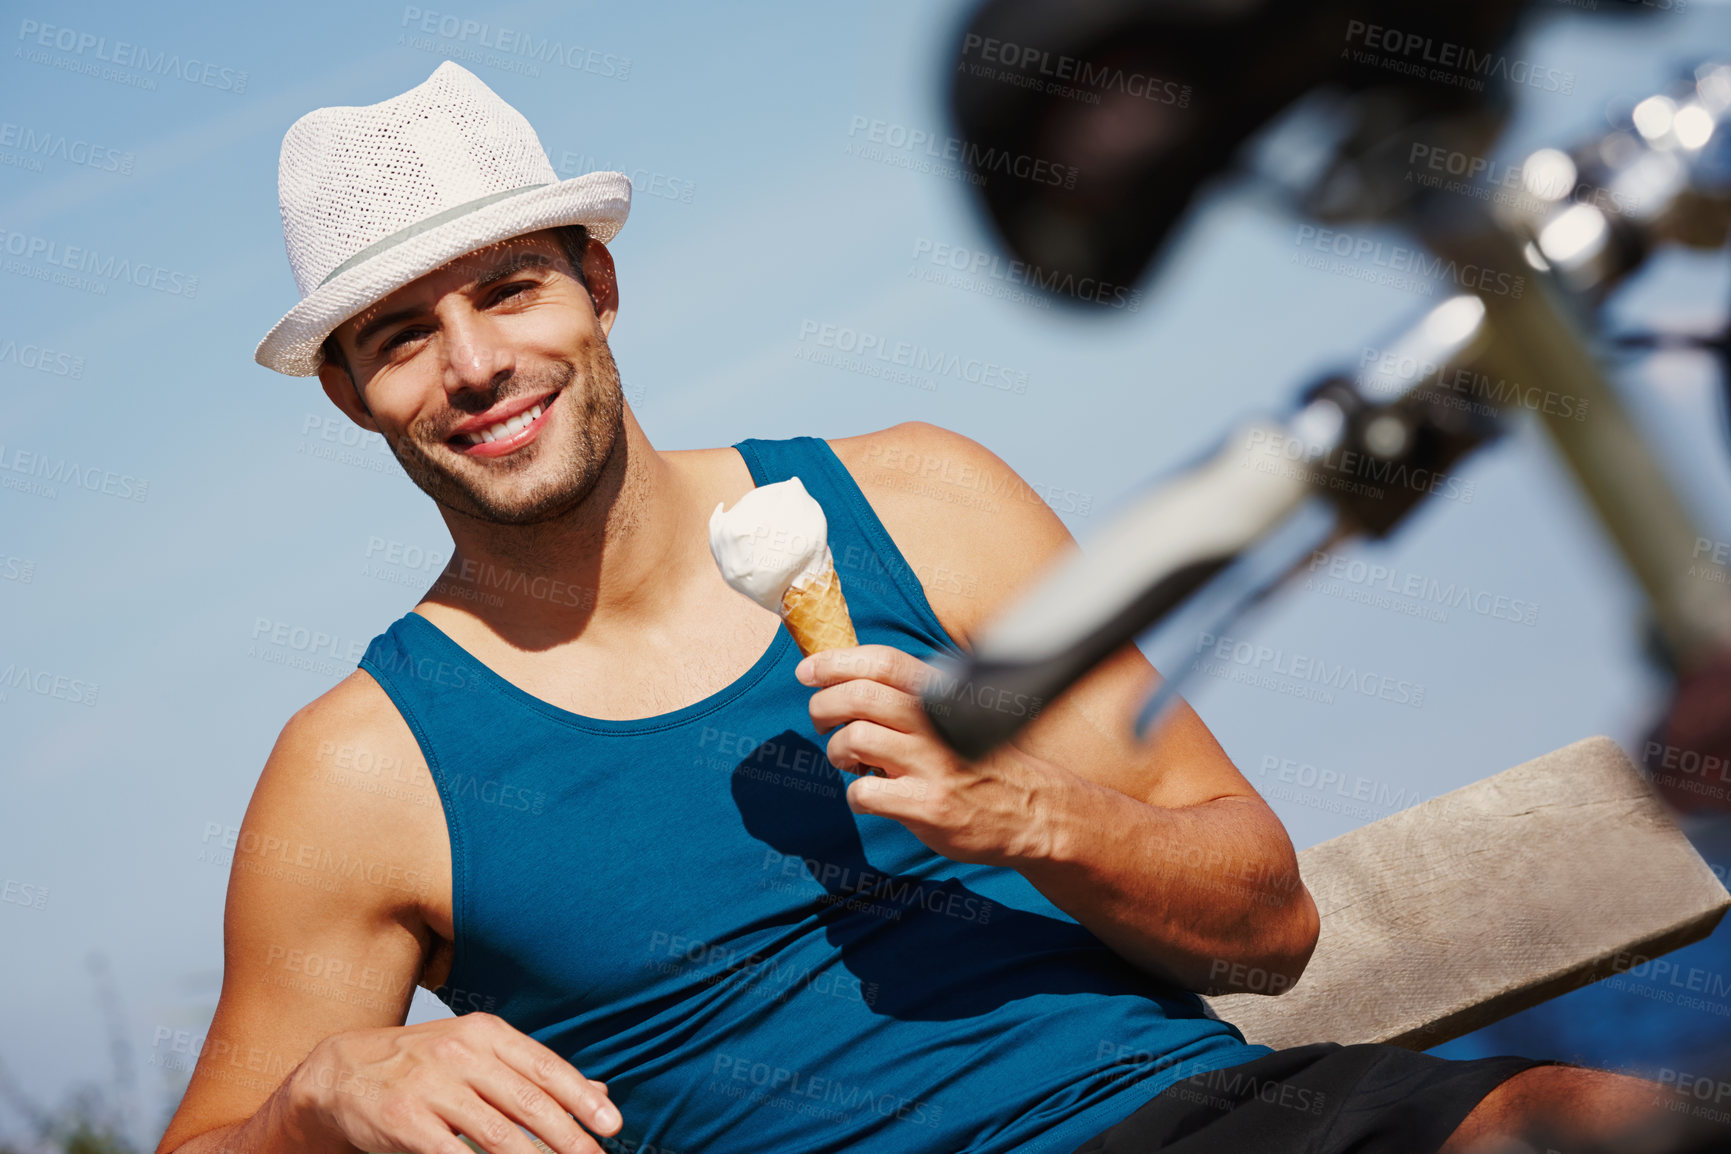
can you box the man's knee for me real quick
[1443,1064,1681,1153]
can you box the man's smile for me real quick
[446,389,560,458]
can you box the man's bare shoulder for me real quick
[243,669,450,933]
[264,669,421,801]
[825,422,1079,646]
[288,665,405,730]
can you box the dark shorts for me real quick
[1068,1042,1564,1154]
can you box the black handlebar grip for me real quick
[919,556,1228,760]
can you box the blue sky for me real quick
[5,0,1731,1145]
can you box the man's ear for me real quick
[317,354,379,433]
[580,239,620,336]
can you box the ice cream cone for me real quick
[780,560,857,656]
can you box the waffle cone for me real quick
[780,562,857,656]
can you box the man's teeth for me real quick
[461,401,545,445]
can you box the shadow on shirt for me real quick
[728,729,1207,1025]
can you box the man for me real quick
[157,61,1679,1154]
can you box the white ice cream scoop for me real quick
[709,476,860,657]
[708,476,834,612]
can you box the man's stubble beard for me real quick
[385,339,626,526]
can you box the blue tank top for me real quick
[358,435,1267,1154]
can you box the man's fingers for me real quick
[488,1024,621,1140]
[826,719,921,778]
[808,677,925,736]
[433,1092,569,1154]
[846,769,929,817]
[464,1063,604,1154]
[399,1115,488,1154]
[799,644,936,694]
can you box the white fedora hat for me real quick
[254,60,630,377]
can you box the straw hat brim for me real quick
[254,170,631,377]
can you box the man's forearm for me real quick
[158,1061,349,1154]
[1015,766,1319,995]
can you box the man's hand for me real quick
[796,638,1317,993]
[291,1013,622,1154]
[796,643,1075,868]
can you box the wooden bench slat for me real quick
[1202,735,1731,1049]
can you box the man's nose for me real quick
[439,306,514,394]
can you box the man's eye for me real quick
[491,281,536,304]
[382,327,429,351]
